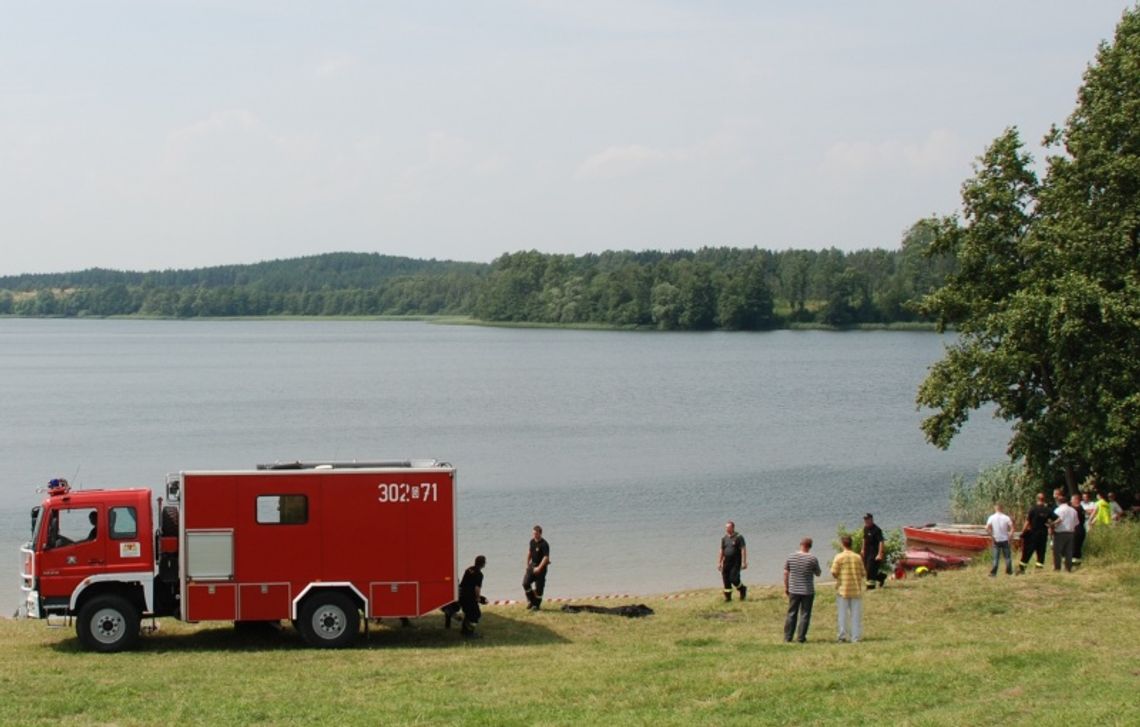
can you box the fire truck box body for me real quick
[21,461,457,651]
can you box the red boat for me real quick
[898,547,971,571]
[902,523,1019,555]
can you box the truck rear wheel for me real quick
[76,595,141,653]
[298,592,359,648]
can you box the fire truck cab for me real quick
[21,461,457,652]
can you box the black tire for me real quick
[76,595,141,653]
[298,592,360,648]
[160,506,179,537]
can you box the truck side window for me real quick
[48,508,98,548]
[256,495,308,525]
[109,507,138,539]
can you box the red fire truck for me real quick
[20,460,457,652]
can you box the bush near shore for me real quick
[1,533,1137,726]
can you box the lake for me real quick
[0,319,1007,609]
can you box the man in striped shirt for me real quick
[783,537,822,643]
[830,535,867,643]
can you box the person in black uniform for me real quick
[717,521,747,602]
[523,525,550,610]
[1070,493,1087,565]
[458,555,487,638]
[1018,493,1053,573]
[862,513,886,589]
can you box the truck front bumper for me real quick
[23,589,41,619]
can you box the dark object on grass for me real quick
[560,603,654,618]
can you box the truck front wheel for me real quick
[298,592,359,648]
[77,595,141,653]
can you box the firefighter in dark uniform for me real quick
[718,520,748,602]
[862,513,887,589]
[458,555,487,638]
[523,525,550,610]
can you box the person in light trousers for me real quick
[830,535,866,642]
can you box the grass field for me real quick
[2,527,1137,726]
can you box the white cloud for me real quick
[312,54,356,79]
[575,144,673,179]
[824,129,969,174]
[574,119,759,180]
[167,110,262,151]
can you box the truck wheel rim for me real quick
[91,608,125,644]
[312,606,346,639]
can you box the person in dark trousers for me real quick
[717,521,748,602]
[783,537,821,643]
[1018,493,1052,573]
[458,555,487,638]
[1070,493,1087,564]
[861,513,886,589]
[523,525,550,610]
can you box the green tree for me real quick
[650,282,683,330]
[717,262,775,330]
[918,9,1140,494]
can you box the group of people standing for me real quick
[986,488,1126,576]
[721,515,886,645]
[450,494,1126,641]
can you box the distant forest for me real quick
[0,221,954,330]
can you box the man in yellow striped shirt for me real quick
[830,535,866,643]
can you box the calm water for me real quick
[0,319,1007,608]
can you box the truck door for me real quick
[37,506,106,602]
[103,505,148,575]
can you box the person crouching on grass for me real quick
[459,555,488,638]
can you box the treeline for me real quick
[0,222,955,328]
[0,253,485,318]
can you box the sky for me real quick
[1,1,1134,275]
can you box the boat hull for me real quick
[899,547,971,570]
[903,524,1019,556]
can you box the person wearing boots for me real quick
[861,513,887,589]
[523,525,550,610]
[717,521,748,602]
[458,555,487,638]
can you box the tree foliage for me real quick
[918,8,1140,494]
[1,241,955,328]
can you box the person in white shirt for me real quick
[1080,492,1098,530]
[985,503,1015,577]
[1108,492,1125,522]
[1049,497,1080,572]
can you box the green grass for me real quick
[2,557,1138,726]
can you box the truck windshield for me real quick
[30,506,43,547]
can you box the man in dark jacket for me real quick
[1018,493,1053,573]
[718,521,748,602]
[459,555,487,638]
[523,526,550,610]
[861,514,886,589]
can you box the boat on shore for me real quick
[898,547,971,571]
[902,523,1020,556]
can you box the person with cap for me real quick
[523,525,550,610]
[717,521,748,602]
[861,513,886,589]
[458,555,488,638]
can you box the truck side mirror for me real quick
[31,506,40,536]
